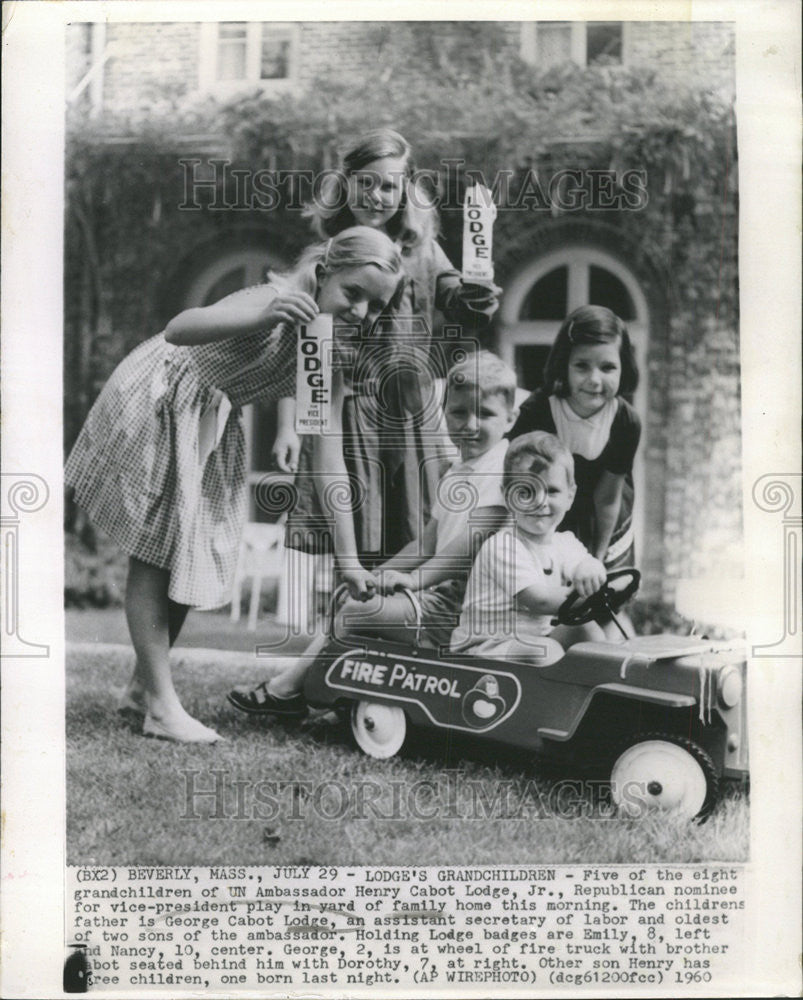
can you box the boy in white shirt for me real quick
[228,352,518,716]
[451,431,608,664]
[370,351,518,644]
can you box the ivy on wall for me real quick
[65,49,738,466]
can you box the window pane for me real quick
[218,43,247,80]
[589,265,636,320]
[219,22,248,39]
[217,23,247,80]
[586,22,623,65]
[536,23,572,68]
[261,30,291,79]
[515,345,552,393]
[519,266,568,320]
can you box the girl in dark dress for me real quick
[509,305,641,569]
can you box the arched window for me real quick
[184,249,273,307]
[497,247,649,563]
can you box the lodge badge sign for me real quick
[295,313,332,434]
[325,649,521,732]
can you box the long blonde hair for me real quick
[303,128,438,251]
[277,226,404,302]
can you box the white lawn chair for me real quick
[230,520,288,632]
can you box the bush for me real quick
[65,531,128,608]
[629,598,740,641]
[65,532,280,616]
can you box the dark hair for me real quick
[542,305,639,398]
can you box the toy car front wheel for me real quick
[351,701,407,759]
[610,734,718,821]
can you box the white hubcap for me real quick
[611,740,708,819]
[351,702,406,759]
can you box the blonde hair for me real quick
[504,431,576,495]
[303,128,438,251]
[277,226,404,298]
[446,351,518,410]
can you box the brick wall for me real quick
[68,20,736,113]
[296,22,382,85]
[628,21,734,95]
[662,320,742,591]
[102,23,201,108]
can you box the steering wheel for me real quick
[557,568,641,627]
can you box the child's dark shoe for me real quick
[227,683,308,718]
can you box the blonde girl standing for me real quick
[66,227,402,743]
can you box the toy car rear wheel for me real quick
[609,733,718,821]
[351,701,407,759]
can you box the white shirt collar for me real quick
[550,396,617,461]
[452,438,509,474]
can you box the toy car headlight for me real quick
[718,665,743,707]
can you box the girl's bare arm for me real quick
[272,396,301,472]
[310,372,365,562]
[311,374,378,598]
[164,288,318,346]
[515,579,572,616]
[592,470,626,561]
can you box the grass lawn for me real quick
[67,643,749,867]
[65,606,312,653]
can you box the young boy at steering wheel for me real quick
[450,431,613,664]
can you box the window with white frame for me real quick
[521,22,626,70]
[199,22,298,92]
[497,248,645,391]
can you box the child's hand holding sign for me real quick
[461,182,502,309]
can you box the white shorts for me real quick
[459,632,564,664]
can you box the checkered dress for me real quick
[65,289,296,608]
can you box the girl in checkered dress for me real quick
[65,227,403,743]
[273,128,500,559]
